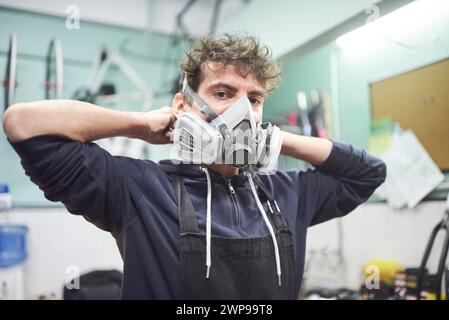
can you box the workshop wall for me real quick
[307,201,447,290]
[264,44,333,123]
[3,208,122,299]
[264,9,449,149]
[0,7,182,205]
[336,11,449,149]
[223,0,380,58]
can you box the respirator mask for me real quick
[171,77,283,171]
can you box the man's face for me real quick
[185,62,266,124]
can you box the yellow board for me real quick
[370,57,449,170]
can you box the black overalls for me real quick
[171,174,298,300]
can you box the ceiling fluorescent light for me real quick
[336,0,449,49]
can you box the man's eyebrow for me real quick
[206,82,266,98]
[248,90,266,98]
[206,82,238,93]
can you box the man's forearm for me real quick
[280,131,333,165]
[2,99,146,143]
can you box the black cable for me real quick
[416,211,449,300]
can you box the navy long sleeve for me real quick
[9,135,386,299]
[301,140,387,226]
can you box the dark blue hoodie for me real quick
[10,135,386,299]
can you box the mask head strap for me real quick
[182,76,219,120]
[181,75,232,143]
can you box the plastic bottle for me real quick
[0,183,28,299]
[0,184,12,212]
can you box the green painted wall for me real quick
[262,6,449,195]
[336,17,449,148]
[264,44,332,120]
[0,7,182,205]
[2,4,449,205]
[266,9,449,150]
[224,0,379,57]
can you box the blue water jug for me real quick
[0,225,28,268]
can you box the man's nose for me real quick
[220,95,247,113]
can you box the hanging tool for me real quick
[45,37,64,99]
[3,33,17,110]
[72,47,154,159]
[309,89,328,138]
[297,91,312,136]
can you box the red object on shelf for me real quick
[287,113,298,126]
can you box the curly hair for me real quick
[180,33,282,95]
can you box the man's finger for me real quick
[167,113,177,127]
[166,130,174,143]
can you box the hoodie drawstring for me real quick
[245,171,282,287]
[200,166,212,279]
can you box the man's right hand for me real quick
[138,106,177,145]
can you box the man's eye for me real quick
[250,97,262,106]
[215,91,229,99]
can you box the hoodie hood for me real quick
[157,159,253,187]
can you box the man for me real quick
[2,33,386,299]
